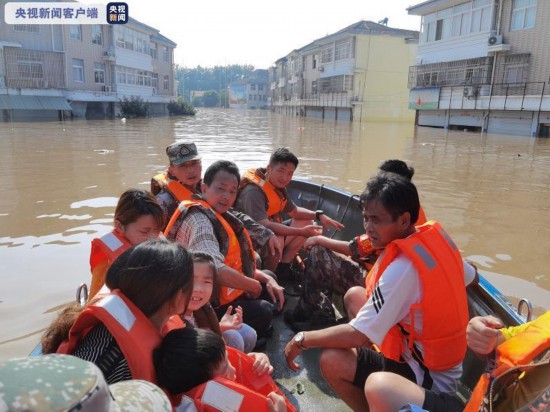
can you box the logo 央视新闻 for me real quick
[106,2,128,24]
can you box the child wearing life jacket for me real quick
[154,327,293,412]
[88,188,164,299]
[184,251,258,353]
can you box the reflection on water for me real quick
[1,108,549,359]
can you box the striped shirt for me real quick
[72,323,131,384]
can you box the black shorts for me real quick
[354,348,465,412]
[422,390,464,412]
[353,347,416,388]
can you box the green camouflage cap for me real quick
[0,354,172,411]
[166,141,201,166]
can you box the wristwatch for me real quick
[315,210,324,221]
[294,332,308,350]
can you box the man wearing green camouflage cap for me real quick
[152,141,203,223]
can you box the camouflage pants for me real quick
[298,245,365,315]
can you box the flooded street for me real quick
[1,108,549,360]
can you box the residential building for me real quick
[228,69,269,109]
[0,1,177,121]
[270,21,419,122]
[247,69,268,109]
[407,0,550,137]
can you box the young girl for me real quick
[185,251,257,353]
[59,240,194,384]
[89,188,164,299]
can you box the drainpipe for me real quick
[488,0,503,121]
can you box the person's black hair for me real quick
[154,327,226,394]
[203,160,240,186]
[269,147,299,168]
[378,159,415,181]
[115,188,164,232]
[105,239,194,317]
[360,173,419,224]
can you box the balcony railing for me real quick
[271,92,351,108]
[430,81,549,111]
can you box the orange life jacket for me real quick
[364,220,468,371]
[89,229,132,273]
[164,200,256,306]
[57,290,183,382]
[178,347,296,412]
[464,311,550,412]
[151,172,196,200]
[240,168,288,220]
[417,205,427,226]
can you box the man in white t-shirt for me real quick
[284,173,474,412]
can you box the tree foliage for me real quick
[167,98,196,115]
[192,90,219,108]
[175,64,256,102]
[119,96,148,118]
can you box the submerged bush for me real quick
[167,98,196,116]
[119,96,149,118]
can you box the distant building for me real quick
[0,2,177,121]
[270,21,419,122]
[228,69,269,109]
[407,0,550,137]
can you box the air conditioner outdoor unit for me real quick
[488,35,503,46]
[318,66,324,72]
[103,51,114,57]
[103,85,112,92]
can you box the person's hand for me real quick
[284,337,302,371]
[467,315,503,354]
[304,235,323,250]
[267,235,283,260]
[265,276,285,310]
[245,280,262,299]
[319,213,344,230]
[219,305,243,331]
[248,352,274,375]
[301,224,323,238]
[266,392,287,412]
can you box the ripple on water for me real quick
[70,197,118,209]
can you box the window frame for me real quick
[72,58,85,82]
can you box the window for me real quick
[69,25,82,40]
[14,24,39,33]
[503,53,530,84]
[17,51,43,80]
[421,13,436,43]
[312,80,317,95]
[511,0,536,30]
[163,47,169,62]
[164,75,169,90]
[152,73,158,88]
[321,46,333,63]
[471,0,492,33]
[72,59,84,82]
[435,8,452,40]
[258,84,264,91]
[94,62,105,83]
[150,42,157,59]
[312,55,317,69]
[335,39,352,61]
[92,25,103,45]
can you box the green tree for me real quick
[167,98,196,115]
[175,64,256,102]
[119,96,148,118]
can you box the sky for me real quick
[87,0,422,69]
